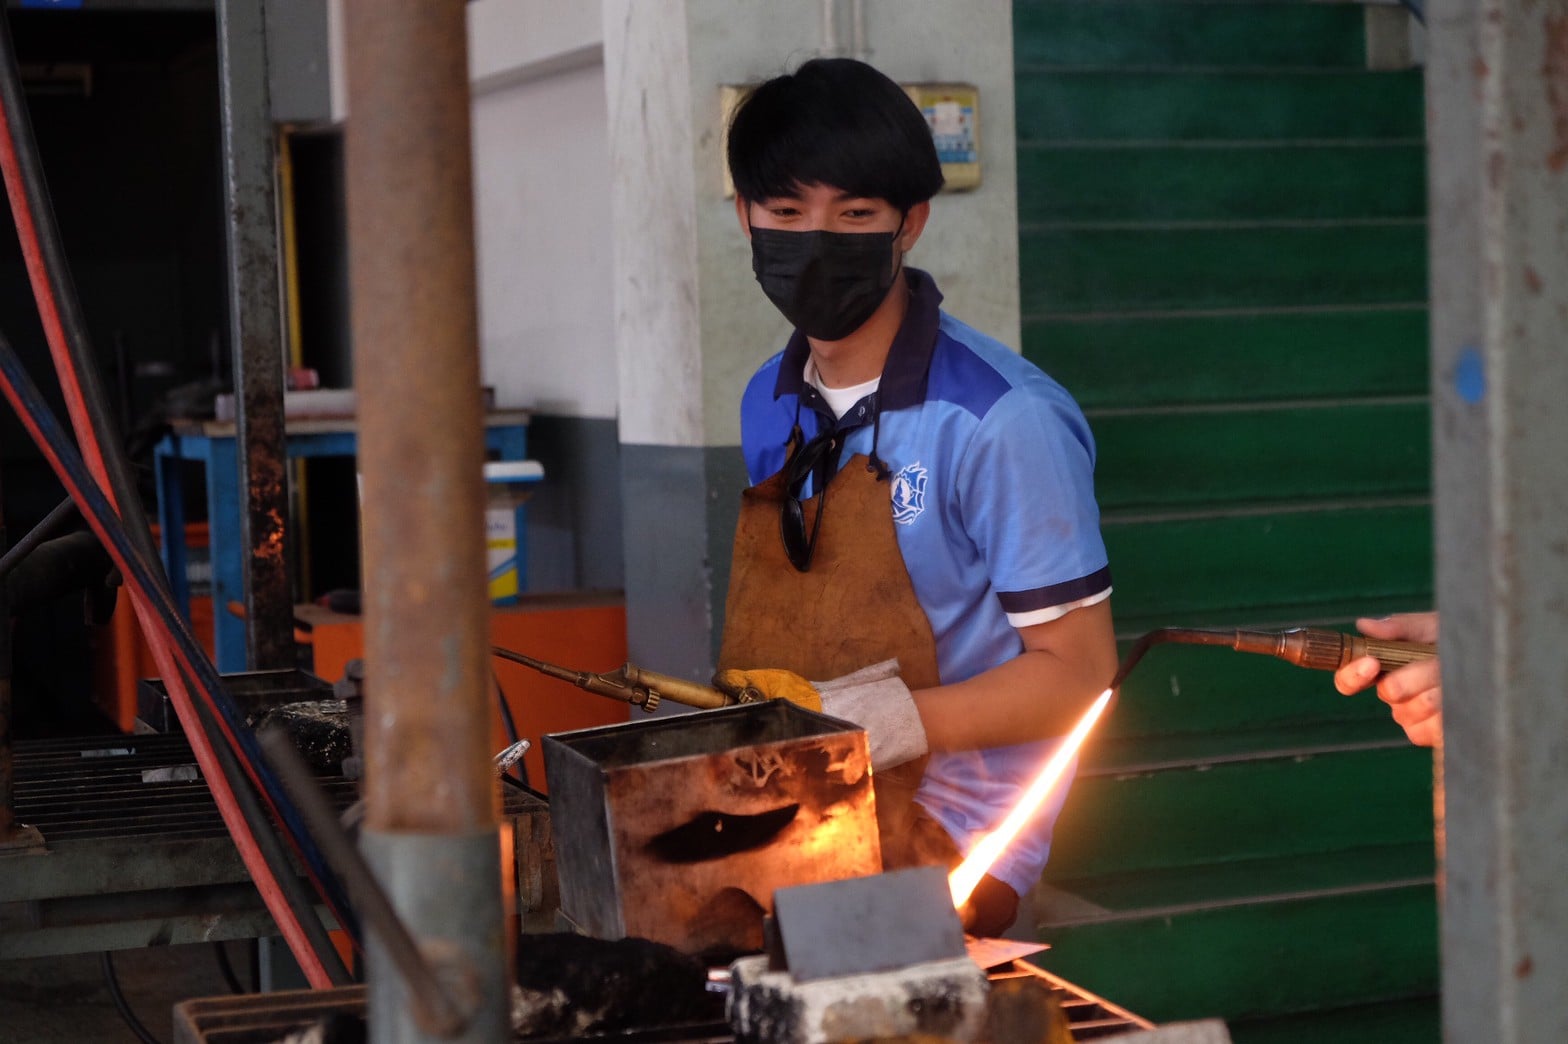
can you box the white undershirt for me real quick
[805,359,880,419]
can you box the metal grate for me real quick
[1005,960,1154,1038]
[172,959,1152,1042]
[8,733,359,844]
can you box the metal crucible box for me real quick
[543,701,881,957]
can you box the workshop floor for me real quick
[0,945,234,1043]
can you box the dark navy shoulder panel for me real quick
[923,319,1016,422]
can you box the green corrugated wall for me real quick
[1013,3,1439,1040]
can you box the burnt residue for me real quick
[897,978,972,1035]
[511,933,721,1038]
[248,700,352,775]
[782,743,870,808]
[646,803,799,863]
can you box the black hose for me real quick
[188,677,352,985]
[0,12,163,579]
[0,330,352,980]
[0,7,357,969]
[100,951,165,1044]
[0,1,351,970]
[212,940,246,995]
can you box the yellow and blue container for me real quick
[484,459,545,604]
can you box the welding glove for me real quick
[712,667,823,712]
[713,659,928,771]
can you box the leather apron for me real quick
[719,447,958,870]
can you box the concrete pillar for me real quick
[1428,0,1568,1038]
[601,0,1019,686]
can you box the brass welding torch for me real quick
[1109,626,1436,690]
[491,646,763,713]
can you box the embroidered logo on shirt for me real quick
[891,461,928,525]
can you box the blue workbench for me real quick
[154,411,530,672]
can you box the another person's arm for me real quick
[1334,611,1442,747]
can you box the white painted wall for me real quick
[330,0,619,418]
[468,0,617,418]
[473,62,618,417]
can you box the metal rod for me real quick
[259,729,465,1037]
[0,496,75,583]
[345,0,504,1037]
[347,0,491,852]
[216,0,294,671]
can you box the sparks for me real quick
[949,687,1114,910]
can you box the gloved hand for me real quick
[712,667,823,712]
[713,660,928,771]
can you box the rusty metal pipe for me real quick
[345,0,504,1039]
[346,0,491,859]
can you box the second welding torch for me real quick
[1111,625,1436,690]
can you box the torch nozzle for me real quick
[1110,626,1436,691]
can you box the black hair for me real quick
[727,58,944,212]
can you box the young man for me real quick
[714,58,1117,935]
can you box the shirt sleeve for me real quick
[954,378,1112,627]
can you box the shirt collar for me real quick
[772,267,943,412]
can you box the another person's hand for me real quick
[713,660,928,770]
[1334,612,1441,747]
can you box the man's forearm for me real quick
[912,602,1117,752]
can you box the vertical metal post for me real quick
[0,500,11,841]
[345,1,504,1041]
[1429,0,1568,1038]
[0,676,10,840]
[216,0,295,671]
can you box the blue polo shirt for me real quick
[738,268,1112,895]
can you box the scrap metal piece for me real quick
[493,739,531,778]
[772,866,966,983]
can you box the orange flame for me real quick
[949,687,1114,909]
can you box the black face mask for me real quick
[749,223,902,341]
